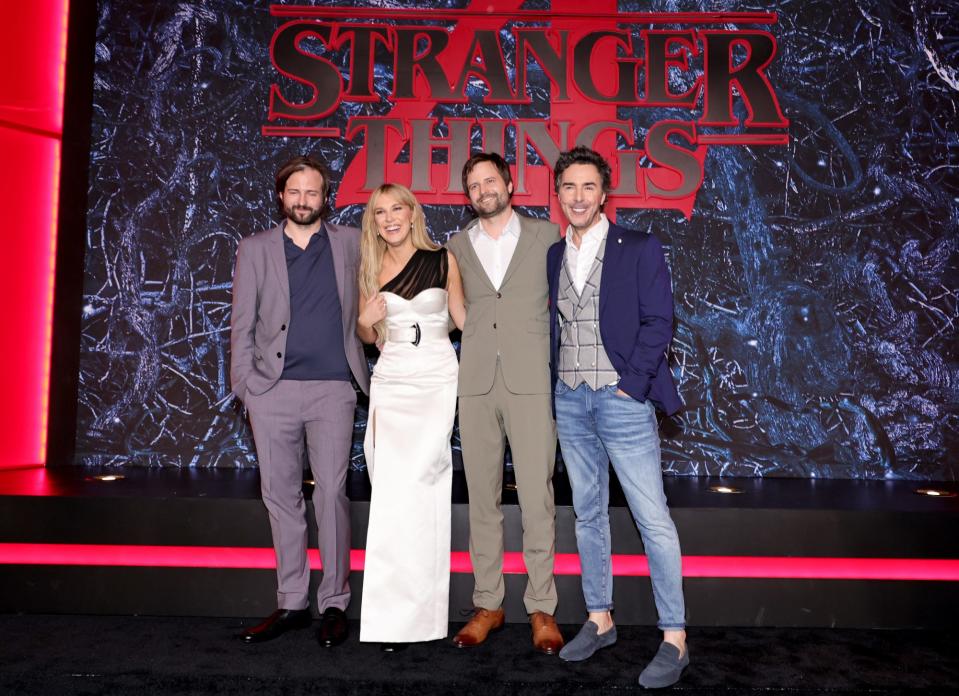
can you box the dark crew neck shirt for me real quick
[280,224,351,382]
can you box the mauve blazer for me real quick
[230,221,370,403]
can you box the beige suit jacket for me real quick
[447,213,560,396]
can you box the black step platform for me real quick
[1,465,957,628]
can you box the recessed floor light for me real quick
[915,488,956,498]
[708,485,743,494]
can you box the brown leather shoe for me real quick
[530,611,564,655]
[452,607,505,648]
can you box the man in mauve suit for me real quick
[446,152,564,655]
[546,147,688,688]
[231,155,369,647]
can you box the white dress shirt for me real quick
[468,211,521,290]
[565,214,609,294]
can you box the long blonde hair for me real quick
[359,183,439,341]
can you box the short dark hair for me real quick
[553,146,612,195]
[461,151,513,195]
[275,155,332,217]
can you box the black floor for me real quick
[1,614,958,695]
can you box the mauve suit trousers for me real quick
[245,379,356,611]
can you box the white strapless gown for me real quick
[360,287,458,643]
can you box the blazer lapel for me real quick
[325,222,347,303]
[499,215,535,288]
[460,220,497,292]
[268,223,291,311]
[598,223,623,317]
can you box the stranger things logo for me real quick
[263,3,790,220]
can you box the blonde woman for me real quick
[356,183,465,649]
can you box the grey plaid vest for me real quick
[557,236,618,390]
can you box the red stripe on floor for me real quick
[2,544,958,580]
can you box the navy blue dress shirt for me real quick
[280,226,352,382]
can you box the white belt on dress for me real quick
[387,323,449,346]
[386,322,449,346]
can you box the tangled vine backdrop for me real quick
[76,0,958,478]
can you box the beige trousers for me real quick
[458,362,558,615]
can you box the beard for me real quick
[472,191,509,219]
[284,204,323,226]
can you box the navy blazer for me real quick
[547,222,682,416]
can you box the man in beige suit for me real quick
[446,152,563,654]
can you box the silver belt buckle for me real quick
[410,322,421,347]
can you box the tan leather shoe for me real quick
[530,611,564,655]
[452,607,505,647]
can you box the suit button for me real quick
[496,292,502,299]
[276,352,282,359]
[493,323,497,329]
[281,324,286,331]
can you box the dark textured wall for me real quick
[76,1,957,478]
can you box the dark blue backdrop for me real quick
[76,0,958,478]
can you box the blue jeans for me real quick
[555,381,686,630]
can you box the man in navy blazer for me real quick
[546,147,688,688]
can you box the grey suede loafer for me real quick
[638,641,689,688]
[558,621,617,662]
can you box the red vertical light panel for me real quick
[0,1,70,467]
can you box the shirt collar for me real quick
[282,219,327,245]
[470,210,520,242]
[565,214,608,248]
